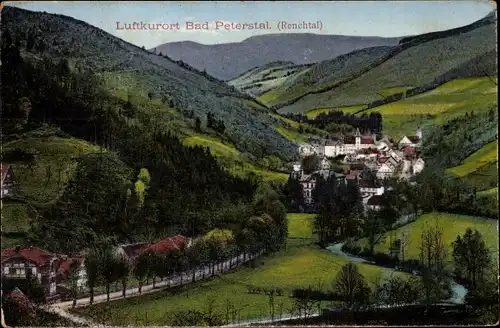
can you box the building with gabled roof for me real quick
[1,246,87,297]
[1,163,18,199]
[139,235,189,257]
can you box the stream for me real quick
[326,242,468,304]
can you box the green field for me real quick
[3,135,102,204]
[183,135,242,160]
[462,161,498,191]
[181,134,289,183]
[1,133,102,250]
[73,213,400,325]
[448,140,497,177]
[287,213,316,239]
[274,126,306,143]
[362,77,498,138]
[477,187,498,197]
[354,212,498,262]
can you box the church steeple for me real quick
[355,128,361,148]
[416,126,422,140]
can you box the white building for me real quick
[322,129,378,158]
[412,158,425,174]
[298,143,318,157]
[398,127,423,149]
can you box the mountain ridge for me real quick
[153,33,401,80]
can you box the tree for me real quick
[313,174,341,243]
[283,177,305,212]
[65,260,82,308]
[114,256,130,298]
[84,249,101,305]
[364,210,386,254]
[202,229,234,275]
[301,154,320,174]
[374,275,420,306]
[452,228,491,288]
[26,32,35,51]
[16,97,32,130]
[332,262,371,308]
[134,167,151,208]
[133,254,151,293]
[195,117,202,132]
[419,223,447,273]
[289,286,318,323]
[100,247,121,302]
[399,231,411,263]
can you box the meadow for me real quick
[353,212,499,262]
[361,77,498,138]
[447,140,497,177]
[72,213,401,325]
[1,130,102,250]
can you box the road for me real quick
[47,251,262,326]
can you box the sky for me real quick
[6,1,496,48]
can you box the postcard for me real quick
[0,1,498,327]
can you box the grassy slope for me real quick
[363,77,497,138]
[448,140,498,177]
[272,22,496,113]
[259,46,395,108]
[228,62,307,97]
[73,214,401,324]
[3,6,298,161]
[106,81,291,182]
[1,131,102,249]
[354,212,499,262]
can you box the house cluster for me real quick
[1,235,190,301]
[293,128,425,211]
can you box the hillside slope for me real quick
[257,11,497,113]
[2,6,298,161]
[154,33,401,80]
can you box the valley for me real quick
[1,3,498,327]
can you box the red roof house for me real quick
[361,136,374,144]
[139,235,187,257]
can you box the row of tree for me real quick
[285,111,383,135]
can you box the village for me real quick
[291,127,425,212]
[0,127,426,307]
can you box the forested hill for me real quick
[0,6,290,253]
[1,6,297,161]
